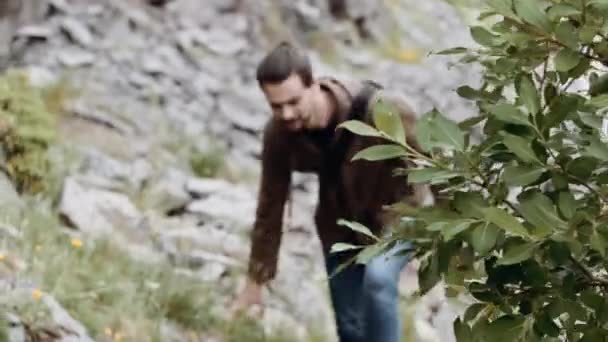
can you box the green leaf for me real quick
[555,48,582,72]
[338,120,381,138]
[558,191,577,220]
[471,222,500,254]
[484,315,527,341]
[408,168,460,184]
[464,303,487,323]
[566,156,598,181]
[587,94,608,108]
[503,165,545,186]
[517,74,540,115]
[425,221,448,232]
[544,94,579,130]
[470,26,503,47]
[415,111,434,152]
[488,103,533,127]
[337,219,379,241]
[555,21,579,50]
[487,0,517,17]
[482,207,530,238]
[589,73,608,96]
[578,112,604,129]
[372,99,406,145]
[514,0,552,32]
[442,219,477,241]
[454,317,473,342]
[356,243,387,264]
[454,192,489,218]
[584,135,608,161]
[591,229,607,258]
[352,145,406,161]
[547,4,581,20]
[435,47,468,55]
[433,112,466,151]
[502,133,540,163]
[331,243,363,253]
[456,86,480,100]
[588,0,608,11]
[497,241,537,265]
[518,190,567,234]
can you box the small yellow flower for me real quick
[104,327,113,336]
[35,245,42,252]
[70,238,82,248]
[32,288,43,300]
[0,254,5,262]
[114,333,122,341]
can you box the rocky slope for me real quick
[0,0,481,341]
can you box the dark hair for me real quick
[256,42,313,86]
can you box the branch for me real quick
[569,254,608,287]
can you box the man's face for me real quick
[261,73,317,131]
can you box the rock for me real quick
[48,0,72,14]
[23,65,57,87]
[60,18,94,48]
[195,28,248,56]
[43,295,94,342]
[57,49,96,67]
[4,312,25,342]
[15,24,53,40]
[262,307,308,341]
[174,250,240,269]
[185,178,256,226]
[59,176,142,236]
[218,92,267,133]
[66,99,136,136]
[197,261,227,282]
[141,54,166,76]
[140,167,191,213]
[160,224,248,260]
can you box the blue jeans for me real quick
[325,242,411,342]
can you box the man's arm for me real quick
[247,120,291,284]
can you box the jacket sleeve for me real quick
[247,121,291,284]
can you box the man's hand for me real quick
[230,279,264,319]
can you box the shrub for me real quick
[339,0,608,340]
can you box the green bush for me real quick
[0,71,57,194]
[339,0,608,340]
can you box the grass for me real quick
[0,199,323,341]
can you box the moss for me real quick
[189,146,226,178]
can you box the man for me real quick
[233,41,430,342]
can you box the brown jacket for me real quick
[247,77,430,284]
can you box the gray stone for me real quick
[66,99,136,135]
[43,296,94,342]
[59,176,142,236]
[57,49,96,67]
[15,24,53,40]
[186,194,256,228]
[60,18,94,48]
[160,224,248,260]
[140,167,191,213]
[4,312,25,342]
[195,28,248,56]
[218,93,267,133]
[48,0,72,14]
[141,54,166,75]
[23,65,57,87]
